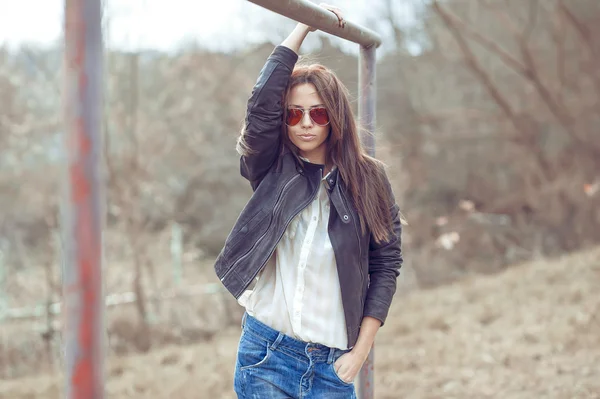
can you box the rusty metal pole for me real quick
[62,0,104,398]
[357,44,377,399]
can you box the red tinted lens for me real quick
[286,108,303,126]
[309,107,329,125]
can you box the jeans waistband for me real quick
[241,312,347,364]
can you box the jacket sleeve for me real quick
[363,170,403,327]
[239,45,298,188]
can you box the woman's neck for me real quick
[300,154,332,171]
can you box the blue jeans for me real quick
[234,313,357,399]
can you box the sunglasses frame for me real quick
[285,106,330,127]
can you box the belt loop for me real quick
[327,348,336,364]
[270,333,285,351]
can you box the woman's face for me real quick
[286,83,330,165]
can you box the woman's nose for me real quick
[301,110,313,127]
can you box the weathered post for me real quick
[62,0,104,398]
[356,43,377,399]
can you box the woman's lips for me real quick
[298,134,316,141]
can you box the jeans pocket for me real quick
[330,363,354,386]
[238,331,271,371]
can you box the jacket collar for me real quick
[298,156,339,189]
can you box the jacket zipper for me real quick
[222,172,320,293]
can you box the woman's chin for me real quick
[293,140,326,162]
[297,144,315,153]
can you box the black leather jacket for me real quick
[214,45,403,347]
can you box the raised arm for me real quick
[237,25,309,189]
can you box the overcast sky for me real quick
[0,0,419,53]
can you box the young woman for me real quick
[214,4,403,398]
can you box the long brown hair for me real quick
[282,62,397,244]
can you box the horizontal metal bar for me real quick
[247,0,382,48]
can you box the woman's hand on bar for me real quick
[281,3,346,54]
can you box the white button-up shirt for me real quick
[238,167,348,350]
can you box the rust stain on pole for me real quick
[357,44,377,399]
[63,0,104,398]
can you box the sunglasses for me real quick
[286,107,330,127]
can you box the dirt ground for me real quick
[1,247,599,399]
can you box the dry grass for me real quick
[1,247,599,398]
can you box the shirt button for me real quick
[343,215,349,221]
[329,179,334,185]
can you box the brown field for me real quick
[1,247,599,399]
